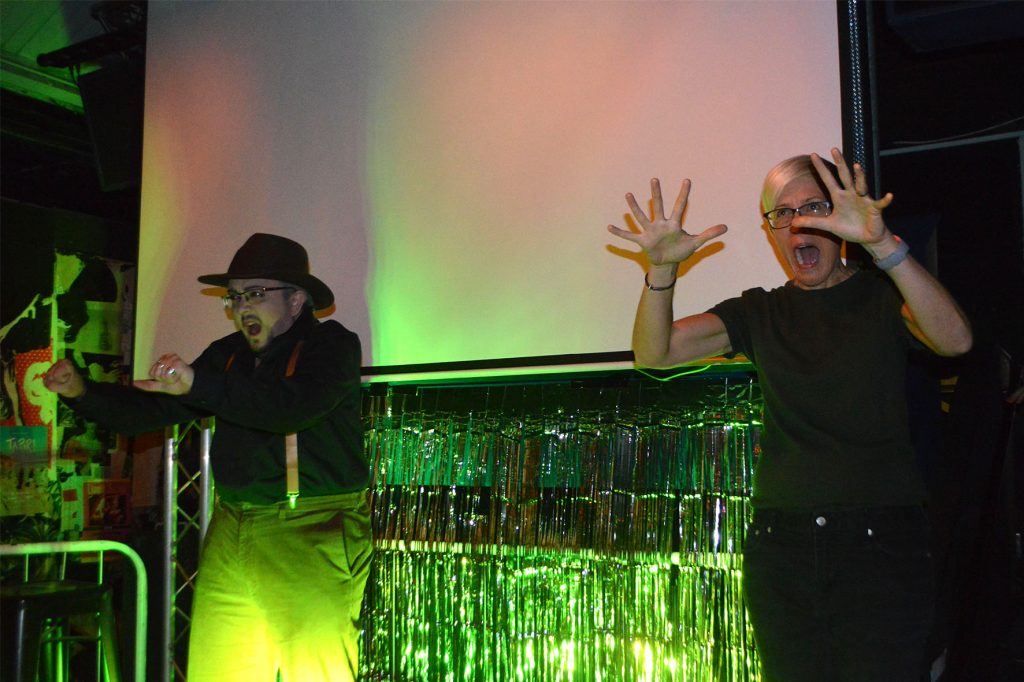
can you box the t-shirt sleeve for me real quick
[707,295,750,361]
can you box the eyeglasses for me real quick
[763,200,833,229]
[221,286,294,308]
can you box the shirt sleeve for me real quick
[71,380,203,435]
[64,336,242,434]
[707,294,751,361]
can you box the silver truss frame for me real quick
[161,419,213,682]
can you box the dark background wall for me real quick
[870,3,1024,680]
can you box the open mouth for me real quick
[794,244,820,268]
[242,316,263,337]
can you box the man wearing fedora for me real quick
[44,233,371,682]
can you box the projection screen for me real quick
[138,1,843,380]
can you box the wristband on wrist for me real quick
[645,272,676,291]
[873,236,909,271]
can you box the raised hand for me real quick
[608,178,727,267]
[134,353,193,395]
[43,359,86,399]
[793,148,893,247]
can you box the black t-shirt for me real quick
[708,269,926,509]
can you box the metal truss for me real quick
[160,419,212,682]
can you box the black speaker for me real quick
[884,0,1024,52]
[77,61,145,192]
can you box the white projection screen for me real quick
[137,0,843,380]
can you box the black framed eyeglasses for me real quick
[763,200,833,229]
[221,286,294,308]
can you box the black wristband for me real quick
[644,273,676,291]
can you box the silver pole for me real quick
[199,419,214,542]
[161,425,178,682]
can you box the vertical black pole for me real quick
[837,0,879,264]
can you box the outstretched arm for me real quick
[608,178,731,368]
[43,358,200,434]
[795,148,972,356]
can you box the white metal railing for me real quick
[0,540,148,682]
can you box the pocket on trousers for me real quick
[862,513,931,564]
[276,508,356,577]
[742,522,767,556]
[340,505,373,580]
[741,516,788,563]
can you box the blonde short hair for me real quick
[761,154,841,215]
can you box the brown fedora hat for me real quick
[198,233,334,310]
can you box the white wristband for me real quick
[873,236,909,271]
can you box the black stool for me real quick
[1,580,121,682]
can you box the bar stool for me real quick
[1,580,121,682]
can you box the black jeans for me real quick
[743,506,934,682]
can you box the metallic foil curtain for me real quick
[361,378,762,681]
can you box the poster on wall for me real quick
[0,250,135,531]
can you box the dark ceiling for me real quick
[1,0,145,222]
[873,1,1024,150]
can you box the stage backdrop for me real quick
[138,1,842,379]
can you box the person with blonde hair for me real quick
[608,148,972,680]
